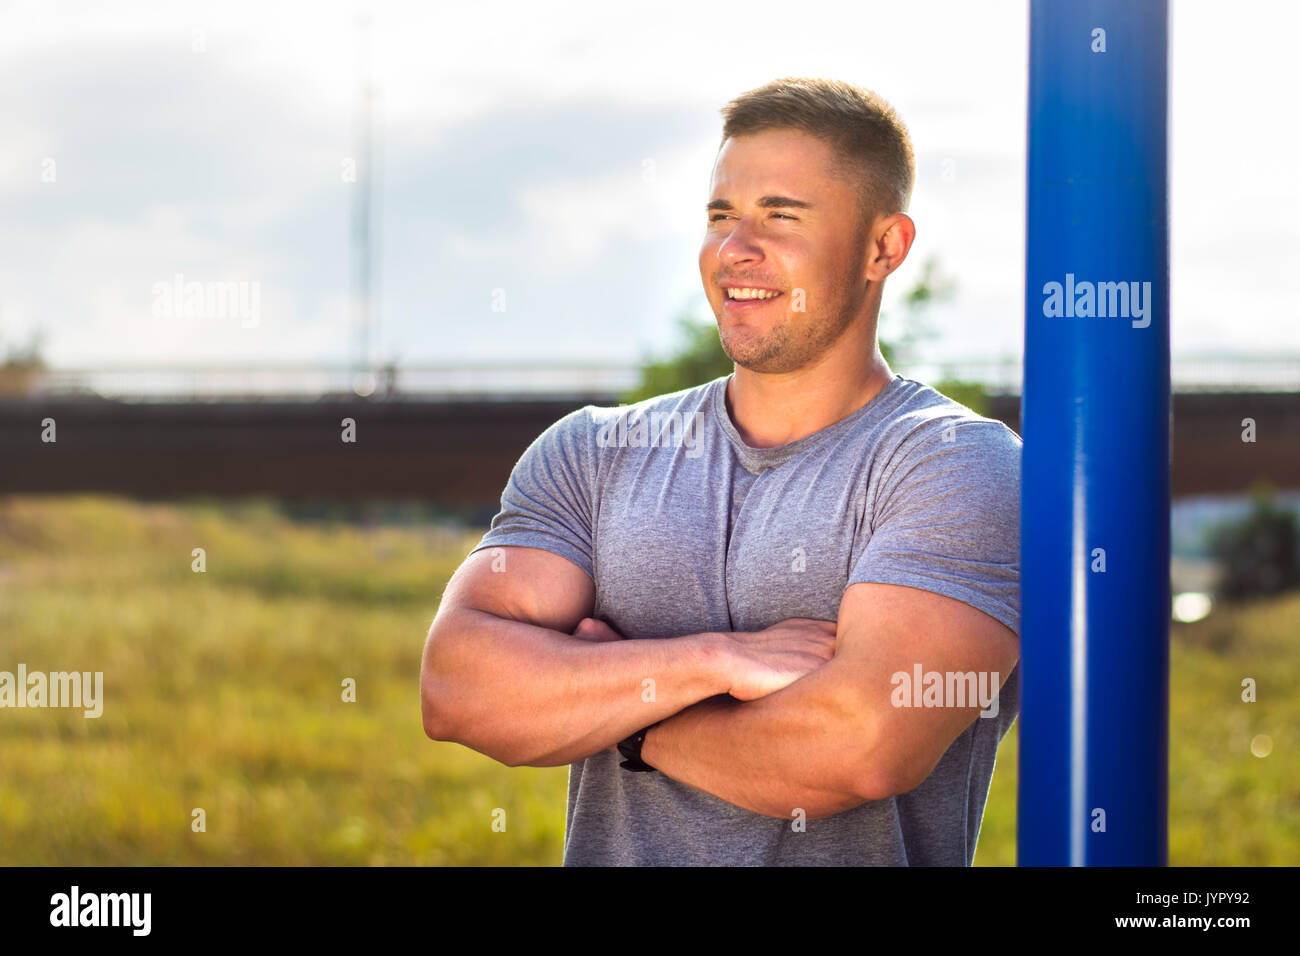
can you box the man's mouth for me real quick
[723,287,783,308]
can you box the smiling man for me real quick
[420,77,1022,866]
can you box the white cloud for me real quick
[0,0,1296,371]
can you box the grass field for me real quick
[0,494,1295,865]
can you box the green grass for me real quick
[0,495,565,865]
[0,495,1295,865]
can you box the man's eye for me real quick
[708,213,796,222]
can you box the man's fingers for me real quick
[572,617,624,642]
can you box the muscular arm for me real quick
[640,581,1020,820]
[420,545,731,767]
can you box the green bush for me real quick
[1207,487,1300,601]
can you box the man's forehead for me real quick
[709,130,840,198]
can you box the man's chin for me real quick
[720,334,785,373]
[728,352,802,375]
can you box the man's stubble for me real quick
[716,265,867,375]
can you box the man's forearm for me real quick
[639,657,873,820]
[422,607,730,767]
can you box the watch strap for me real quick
[617,721,661,772]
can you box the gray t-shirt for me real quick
[469,372,1021,866]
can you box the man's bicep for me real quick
[450,405,597,632]
[831,581,1019,798]
[440,545,596,634]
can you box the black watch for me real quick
[617,722,661,772]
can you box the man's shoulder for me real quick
[874,376,1021,457]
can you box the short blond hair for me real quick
[719,77,915,228]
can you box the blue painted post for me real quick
[1019,0,1171,865]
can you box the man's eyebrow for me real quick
[706,196,814,212]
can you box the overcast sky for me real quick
[1,0,1296,372]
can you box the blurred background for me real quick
[1,0,1297,865]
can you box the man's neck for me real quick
[724,351,895,449]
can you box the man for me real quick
[420,77,1021,866]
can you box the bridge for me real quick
[2,359,1296,507]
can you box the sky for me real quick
[1,0,1297,375]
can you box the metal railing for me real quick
[6,354,1299,401]
[14,362,644,402]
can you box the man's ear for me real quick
[866,213,916,281]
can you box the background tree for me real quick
[0,328,47,397]
[1206,484,1300,601]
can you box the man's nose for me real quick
[717,218,764,265]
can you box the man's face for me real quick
[699,128,872,374]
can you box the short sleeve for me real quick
[468,406,596,578]
[850,418,1021,636]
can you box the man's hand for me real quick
[571,616,837,700]
[718,618,838,701]
[569,616,836,753]
[571,617,624,643]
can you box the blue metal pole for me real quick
[1019,0,1170,865]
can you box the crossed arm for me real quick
[638,581,1019,819]
[421,545,1019,820]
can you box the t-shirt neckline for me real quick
[710,372,905,474]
